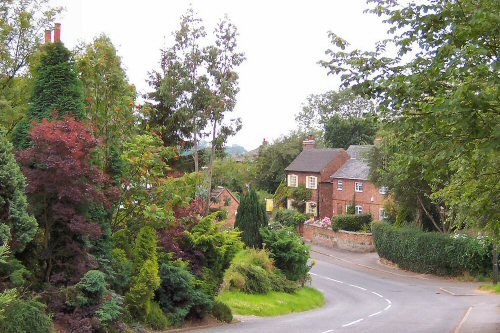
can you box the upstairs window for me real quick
[337,180,343,190]
[288,174,298,187]
[379,208,388,220]
[306,201,317,216]
[379,186,389,195]
[355,182,364,192]
[355,205,363,215]
[306,176,317,189]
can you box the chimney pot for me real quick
[309,134,314,141]
[44,30,52,44]
[302,135,316,150]
[54,23,61,42]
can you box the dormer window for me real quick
[355,182,364,192]
[288,174,298,187]
[337,180,343,190]
[306,176,317,189]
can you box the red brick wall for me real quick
[303,224,375,252]
[319,182,333,218]
[331,179,385,218]
[210,190,239,227]
[286,171,321,202]
[319,150,350,182]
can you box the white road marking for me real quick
[348,284,367,291]
[369,311,382,317]
[386,299,392,305]
[372,291,383,298]
[327,277,344,284]
[384,304,392,311]
[342,319,364,327]
[320,330,335,333]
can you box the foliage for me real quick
[0,297,52,333]
[372,223,492,276]
[320,0,499,243]
[17,116,118,283]
[126,259,160,320]
[211,157,255,193]
[212,301,232,323]
[76,34,136,171]
[0,130,36,252]
[234,189,268,248]
[332,214,372,232]
[145,301,170,330]
[479,284,500,294]
[295,88,376,132]
[273,209,307,228]
[95,294,123,326]
[13,41,84,148]
[260,226,310,282]
[290,184,312,213]
[185,211,243,294]
[217,287,324,317]
[254,131,308,193]
[323,114,378,149]
[66,270,107,308]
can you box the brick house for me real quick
[284,136,349,217]
[284,139,387,220]
[210,187,240,227]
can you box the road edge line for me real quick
[453,306,473,333]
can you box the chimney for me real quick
[302,134,316,150]
[54,23,61,42]
[44,29,52,44]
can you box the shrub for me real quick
[188,289,214,319]
[260,226,310,282]
[235,189,268,248]
[145,301,170,330]
[274,209,307,228]
[96,294,123,326]
[0,297,52,333]
[372,223,492,276]
[332,214,372,232]
[212,301,233,323]
[233,263,272,294]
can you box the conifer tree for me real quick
[234,189,268,248]
[13,41,84,149]
[0,131,37,252]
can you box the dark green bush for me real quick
[274,209,307,228]
[332,214,372,232]
[232,263,272,294]
[145,301,170,330]
[212,301,233,323]
[372,222,492,276]
[0,297,52,333]
[260,226,310,282]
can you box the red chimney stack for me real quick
[44,30,52,44]
[54,23,61,42]
[302,134,316,150]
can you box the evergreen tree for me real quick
[0,131,37,252]
[13,41,84,149]
[234,189,268,248]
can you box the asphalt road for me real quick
[197,248,500,333]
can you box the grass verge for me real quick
[479,284,500,294]
[216,287,324,317]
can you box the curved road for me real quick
[199,247,500,333]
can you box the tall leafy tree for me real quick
[323,114,378,149]
[0,130,36,252]
[12,40,84,148]
[76,34,136,171]
[17,117,118,283]
[320,0,499,275]
[234,189,268,248]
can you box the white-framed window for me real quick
[355,205,363,215]
[306,176,317,189]
[355,182,364,192]
[287,174,298,187]
[379,186,389,195]
[306,201,317,216]
[287,198,294,210]
[379,208,388,220]
[337,180,343,190]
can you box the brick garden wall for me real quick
[303,223,375,252]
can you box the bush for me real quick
[188,289,214,319]
[372,223,492,276]
[233,263,272,294]
[332,214,372,232]
[260,226,310,282]
[96,294,123,326]
[0,297,52,333]
[145,301,170,330]
[274,209,307,228]
[212,301,233,323]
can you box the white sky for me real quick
[52,0,388,150]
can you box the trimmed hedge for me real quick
[332,214,372,232]
[372,223,492,276]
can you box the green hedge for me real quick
[372,223,492,276]
[332,214,372,232]
[274,209,307,228]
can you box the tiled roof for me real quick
[346,145,374,160]
[331,159,370,180]
[285,149,344,172]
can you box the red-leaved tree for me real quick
[17,116,119,283]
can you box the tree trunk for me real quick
[193,129,199,173]
[205,120,217,215]
[493,244,498,285]
[417,195,443,233]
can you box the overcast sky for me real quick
[52,0,388,150]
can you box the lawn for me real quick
[479,284,500,294]
[216,287,325,317]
